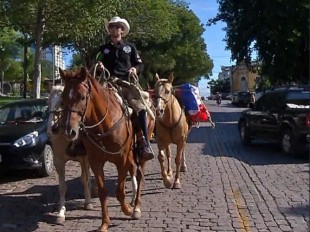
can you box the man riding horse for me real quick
[94,16,154,161]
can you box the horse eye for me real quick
[165,90,170,94]
[81,96,86,101]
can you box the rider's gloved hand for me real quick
[128,67,137,75]
[97,61,105,71]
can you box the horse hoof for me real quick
[132,210,141,220]
[180,166,187,172]
[173,182,182,189]
[55,216,65,225]
[163,179,173,189]
[97,223,109,232]
[97,227,108,232]
[84,203,93,210]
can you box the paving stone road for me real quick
[0,100,309,232]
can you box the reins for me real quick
[79,77,130,155]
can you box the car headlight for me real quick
[13,131,39,147]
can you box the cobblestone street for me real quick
[0,100,309,232]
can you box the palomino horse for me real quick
[153,73,189,189]
[47,85,93,223]
[58,67,155,232]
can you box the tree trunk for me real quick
[1,70,3,94]
[33,6,45,99]
[23,43,28,98]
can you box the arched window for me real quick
[241,76,247,91]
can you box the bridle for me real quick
[154,82,183,129]
[154,82,172,104]
[63,80,93,124]
[64,78,129,155]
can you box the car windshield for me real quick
[0,100,48,124]
[239,92,249,96]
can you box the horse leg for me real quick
[180,150,187,172]
[90,160,110,232]
[157,146,173,188]
[166,146,173,178]
[53,156,67,223]
[128,159,142,219]
[129,171,137,207]
[116,165,133,217]
[80,158,93,210]
[173,142,185,189]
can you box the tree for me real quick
[208,0,309,84]
[2,0,213,94]
[208,79,230,95]
[138,2,213,86]
[0,27,21,93]
[2,0,119,98]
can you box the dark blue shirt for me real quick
[97,40,143,79]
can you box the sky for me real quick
[63,0,232,97]
[187,0,233,97]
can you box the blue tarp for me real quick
[178,84,199,112]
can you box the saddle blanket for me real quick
[174,84,210,123]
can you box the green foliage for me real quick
[1,0,213,93]
[208,0,309,84]
[138,2,213,85]
[0,27,22,86]
[5,60,23,81]
[208,79,230,94]
[69,53,83,70]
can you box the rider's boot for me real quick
[137,110,154,161]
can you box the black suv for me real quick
[238,86,310,155]
[232,91,251,106]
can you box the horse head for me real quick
[59,67,90,141]
[153,72,175,118]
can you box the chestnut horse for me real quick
[153,73,190,189]
[47,85,93,223]
[58,67,155,232]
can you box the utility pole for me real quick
[52,46,55,86]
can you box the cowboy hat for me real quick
[104,16,130,37]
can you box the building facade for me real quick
[41,45,65,82]
[231,60,259,93]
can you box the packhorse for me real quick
[58,67,155,232]
[153,73,190,189]
[47,85,93,224]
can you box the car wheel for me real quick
[281,129,297,155]
[37,144,54,177]
[239,121,251,145]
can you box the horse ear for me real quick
[80,67,89,81]
[59,68,66,80]
[168,72,174,84]
[155,73,160,81]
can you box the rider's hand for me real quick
[128,67,137,75]
[97,61,104,71]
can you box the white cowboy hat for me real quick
[104,16,130,37]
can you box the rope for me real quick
[127,72,155,120]
[92,63,111,83]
